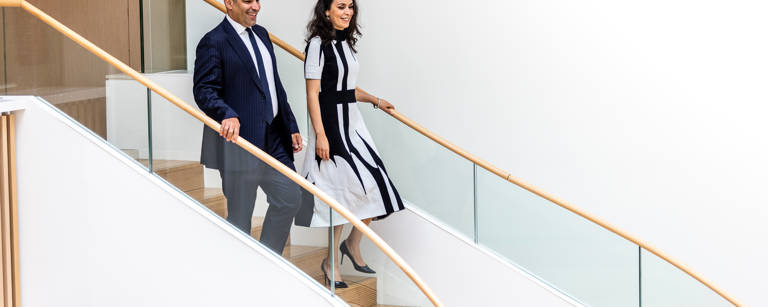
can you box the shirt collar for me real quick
[226,15,249,36]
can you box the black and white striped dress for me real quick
[295,32,405,227]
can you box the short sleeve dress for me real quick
[294,31,405,227]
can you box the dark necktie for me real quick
[245,28,274,124]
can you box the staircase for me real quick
[142,159,386,307]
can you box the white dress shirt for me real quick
[226,15,278,119]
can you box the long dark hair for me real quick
[306,0,361,52]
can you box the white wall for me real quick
[8,96,344,307]
[186,1,767,305]
[106,73,202,162]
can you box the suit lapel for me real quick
[220,19,265,93]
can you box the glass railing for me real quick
[272,46,432,305]
[358,87,733,307]
[360,95,734,306]
[0,2,441,306]
[1,2,130,141]
[2,0,738,305]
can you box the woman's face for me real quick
[326,0,354,30]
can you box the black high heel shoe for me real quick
[340,240,376,274]
[321,258,348,289]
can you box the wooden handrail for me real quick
[200,1,743,305]
[2,1,443,306]
[390,107,741,305]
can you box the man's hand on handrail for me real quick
[220,117,240,142]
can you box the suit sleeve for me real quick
[275,68,300,135]
[282,90,300,134]
[193,35,239,121]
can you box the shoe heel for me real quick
[320,259,329,286]
[340,241,348,265]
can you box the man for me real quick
[193,0,303,254]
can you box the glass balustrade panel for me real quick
[640,248,732,307]
[320,199,432,306]
[476,167,639,306]
[1,4,151,171]
[359,106,476,238]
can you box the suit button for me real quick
[261,94,266,99]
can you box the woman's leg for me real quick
[323,224,345,281]
[344,218,372,266]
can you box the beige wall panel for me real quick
[1,10,5,93]
[143,0,186,72]
[0,115,10,307]
[5,0,138,92]
[0,116,6,306]
[128,0,141,71]
[4,8,64,92]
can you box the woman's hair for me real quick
[306,0,361,52]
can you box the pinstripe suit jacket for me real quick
[194,19,299,169]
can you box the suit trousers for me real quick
[219,122,299,254]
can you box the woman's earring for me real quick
[326,15,330,20]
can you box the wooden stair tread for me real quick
[283,245,326,259]
[187,188,225,203]
[144,160,378,306]
[309,274,377,292]
[137,159,203,192]
[137,159,200,171]
[284,244,326,278]
[311,274,377,306]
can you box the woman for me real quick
[295,0,405,289]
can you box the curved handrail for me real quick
[0,1,444,306]
[200,1,743,305]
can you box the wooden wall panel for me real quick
[55,97,107,138]
[0,115,6,307]
[7,115,18,307]
[1,9,5,94]
[0,114,19,307]
[128,0,141,71]
[3,0,140,92]
[1,0,143,139]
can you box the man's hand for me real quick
[220,117,240,142]
[292,133,303,153]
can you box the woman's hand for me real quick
[377,98,395,113]
[316,134,331,160]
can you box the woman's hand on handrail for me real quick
[355,87,395,114]
[376,98,395,113]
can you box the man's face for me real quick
[226,0,261,28]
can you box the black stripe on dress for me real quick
[334,41,350,91]
[355,130,403,214]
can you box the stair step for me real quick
[151,160,377,305]
[283,245,327,278]
[139,159,203,192]
[311,274,377,307]
[188,188,226,217]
